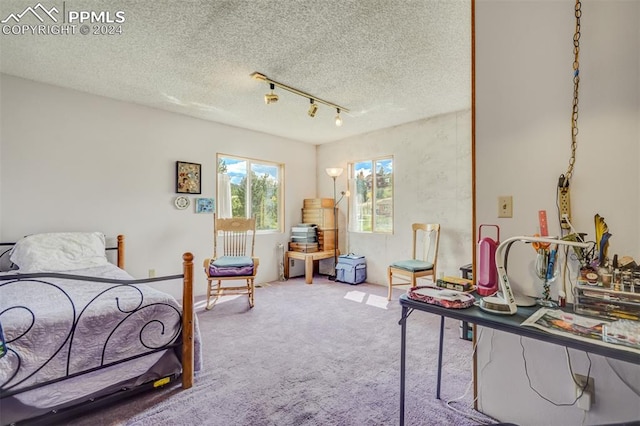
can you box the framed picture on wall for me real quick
[195,198,215,214]
[176,161,201,194]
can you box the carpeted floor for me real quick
[67,278,496,425]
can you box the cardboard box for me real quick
[288,242,319,253]
[317,229,335,250]
[303,198,334,209]
[301,208,335,230]
[436,276,474,292]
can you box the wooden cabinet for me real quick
[301,207,334,230]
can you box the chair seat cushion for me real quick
[209,264,254,277]
[391,259,433,272]
[209,256,254,277]
[212,256,253,268]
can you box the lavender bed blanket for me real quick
[0,264,202,408]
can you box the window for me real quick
[217,155,282,232]
[350,157,393,233]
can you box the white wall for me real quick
[476,1,640,424]
[316,110,472,286]
[0,74,317,299]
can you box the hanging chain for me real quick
[564,0,582,184]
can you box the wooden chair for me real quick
[387,223,440,300]
[203,217,259,310]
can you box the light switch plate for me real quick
[498,196,513,218]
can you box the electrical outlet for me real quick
[558,181,571,229]
[498,196,513,218]
[148,269,156,278]
[574,374,595,411]
[559,191,571,228]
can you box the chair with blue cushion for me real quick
[387,223,440,300]
[204,217,259,310]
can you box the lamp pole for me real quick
[331,176,339,280]
[325,167,344,281]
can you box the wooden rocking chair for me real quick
[203,217,259,310]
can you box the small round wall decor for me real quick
[174,196,190,210]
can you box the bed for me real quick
[0,232,201,425]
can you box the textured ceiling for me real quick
[0,0,471,144]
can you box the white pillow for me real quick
[0,245,17,272]
[10,232,109,273]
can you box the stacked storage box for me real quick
[336,254,366,284]
[301,198,335,250]
[301,207,334,229]
[289,224,318,253]
[303,198,334,209]
[317,229,335,251]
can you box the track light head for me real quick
[308,99,318,117]
[265,93,279,104]
[251,72,349,123]
[264,83,278,104]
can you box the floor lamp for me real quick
[326,167,343,281]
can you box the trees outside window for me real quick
[350,157,393,233]
[217,155,282,232]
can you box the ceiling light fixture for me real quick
[251,72,349,125]
[308,99,318,117]
[335,108,342,127]
[264,83,279,104]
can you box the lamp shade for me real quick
[325,167,343,178]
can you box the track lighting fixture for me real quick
[335,108,342,127]
[308,99,318,117]
[251,71,349,125]
[264,83,278,104]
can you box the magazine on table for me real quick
[522,308,640,355]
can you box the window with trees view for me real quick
[350,157,393,233]
[217,155,282,232]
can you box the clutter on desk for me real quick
[436,276,475,292]
[574,283,640,321]
[573,214,638,292]
[407,285,475,309]
[523,308,640,353]
[458,264,475,340]
[560,213,640,322]
[603,319,640,350]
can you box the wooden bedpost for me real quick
[182,252,194,389]
[117,235,125,269]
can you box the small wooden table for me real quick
[284,249,339,284]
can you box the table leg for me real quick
[304,256,313,284]
[284,252,290,279]
[400,305,408,426]
[436,315,444,399]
